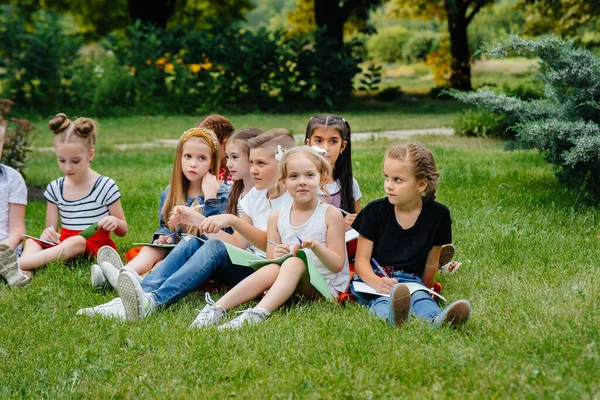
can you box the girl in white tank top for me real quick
[193,146,348,330]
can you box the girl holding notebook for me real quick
[190,146,349,330]
[0,113,128,288]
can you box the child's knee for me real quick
[281,257,306,271]
[64,235,87,252]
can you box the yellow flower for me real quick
[201,62,212,70]
[156,57,168,67]
[164,63,174,73]
[190,64,201,74]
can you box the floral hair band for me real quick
[181,127,219,155]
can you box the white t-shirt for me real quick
[319,178,362,210]
[239,188,292,257]
[0,165,27,254]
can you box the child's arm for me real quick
[40,202,61,243]
[266,210,288,259]
[1,203,25,249]
[343,199,361,231]
[422,245,441,288]
[199,214,254,249]
[98,200,128,236]
[354,234,397,294]
[296,207,345,273]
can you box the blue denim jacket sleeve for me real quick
[202,184,233,234]
[152,187,172,242]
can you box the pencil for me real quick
[371,258,390,278]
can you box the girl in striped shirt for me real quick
[0,113,128,288]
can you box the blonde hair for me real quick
[162,127,221,235]
[386,143,439,200]
[49,113,97,151]
[271,146,332,200]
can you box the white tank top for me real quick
[277,202,350,295]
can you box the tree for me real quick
[390,0,495,91]
[516,0,600,38]
[289,0,386,49]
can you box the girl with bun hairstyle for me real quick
[0,113,128,288]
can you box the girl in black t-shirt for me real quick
[350,143,471,328]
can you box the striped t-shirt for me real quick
[43,176,121,230]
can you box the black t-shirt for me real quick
[352,197,452,278]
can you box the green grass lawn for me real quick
[2,120,600,397]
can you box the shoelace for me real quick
[232,308,268,321]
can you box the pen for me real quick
[338,208,350,216]
[296,236,303,244]
[371,258,390,278]
[190,204,204,209]
[268,239,280,246]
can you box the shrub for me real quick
[451,109,508,138]
[0,6,82,112]
[448,35,600,201]
[365,26,412,63]
[402,32,440,64]
[0,99,36,180]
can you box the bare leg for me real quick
[255,257,318,313]
[19,236,86,271]
[125,246,168,275]
[215,264,280,310]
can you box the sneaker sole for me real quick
[438,244,455,271]
[97,246,123,270]
[390,284,411,327]
[0,244,17,279]
[117,273,140,321]
[442,302,471,326]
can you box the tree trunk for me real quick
[314,0,346,49]
[445,1,473,91]
[127,0,177,28]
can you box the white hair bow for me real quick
[275,145,284,162]
[311,146,327,156]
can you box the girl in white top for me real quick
[192,146,348,330]
[0,120,27,277]
[0,113,128,288]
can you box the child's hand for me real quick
[375,277,398,295]
[41,226,60,244]
[344,214,357,231]
[169,206,205,228]
[293,237,316,256]
[202,172,219,200]
[200,214,234,235]
[155,234,174,244]
[273,244,291,258]
[98,216,118,232]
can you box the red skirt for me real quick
[60,227,116,257]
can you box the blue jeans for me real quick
[141,236,255,307]
[350,271,441,324]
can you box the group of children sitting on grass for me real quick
[0,113,470,330]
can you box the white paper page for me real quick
[352,281,446,301]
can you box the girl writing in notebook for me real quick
[190,146,349,330]
[90,127,230,290]
[350,143,471,328]
[0,114,128,288]
[78,129,294,321]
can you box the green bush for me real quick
[402,32,440,63]
[365,26,412,63]
[501,80,545,101]
[451,109,508,138]
[0,6,82,111]
[0,99,37,181]
[449,35,600,201]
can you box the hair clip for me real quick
[311,146,327,156]
[275,145,284,162]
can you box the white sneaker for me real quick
[99,262,120,289]
[76,298,126,320]
[118,270,155,321]
[97,246,123,270]
[120,265,143,283]
[189,293,227,329]
[91,264,107,290]
[218,307,270,330]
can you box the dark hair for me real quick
[304,114,355,213]
[49,113,98,151]
[225,128,263,215]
